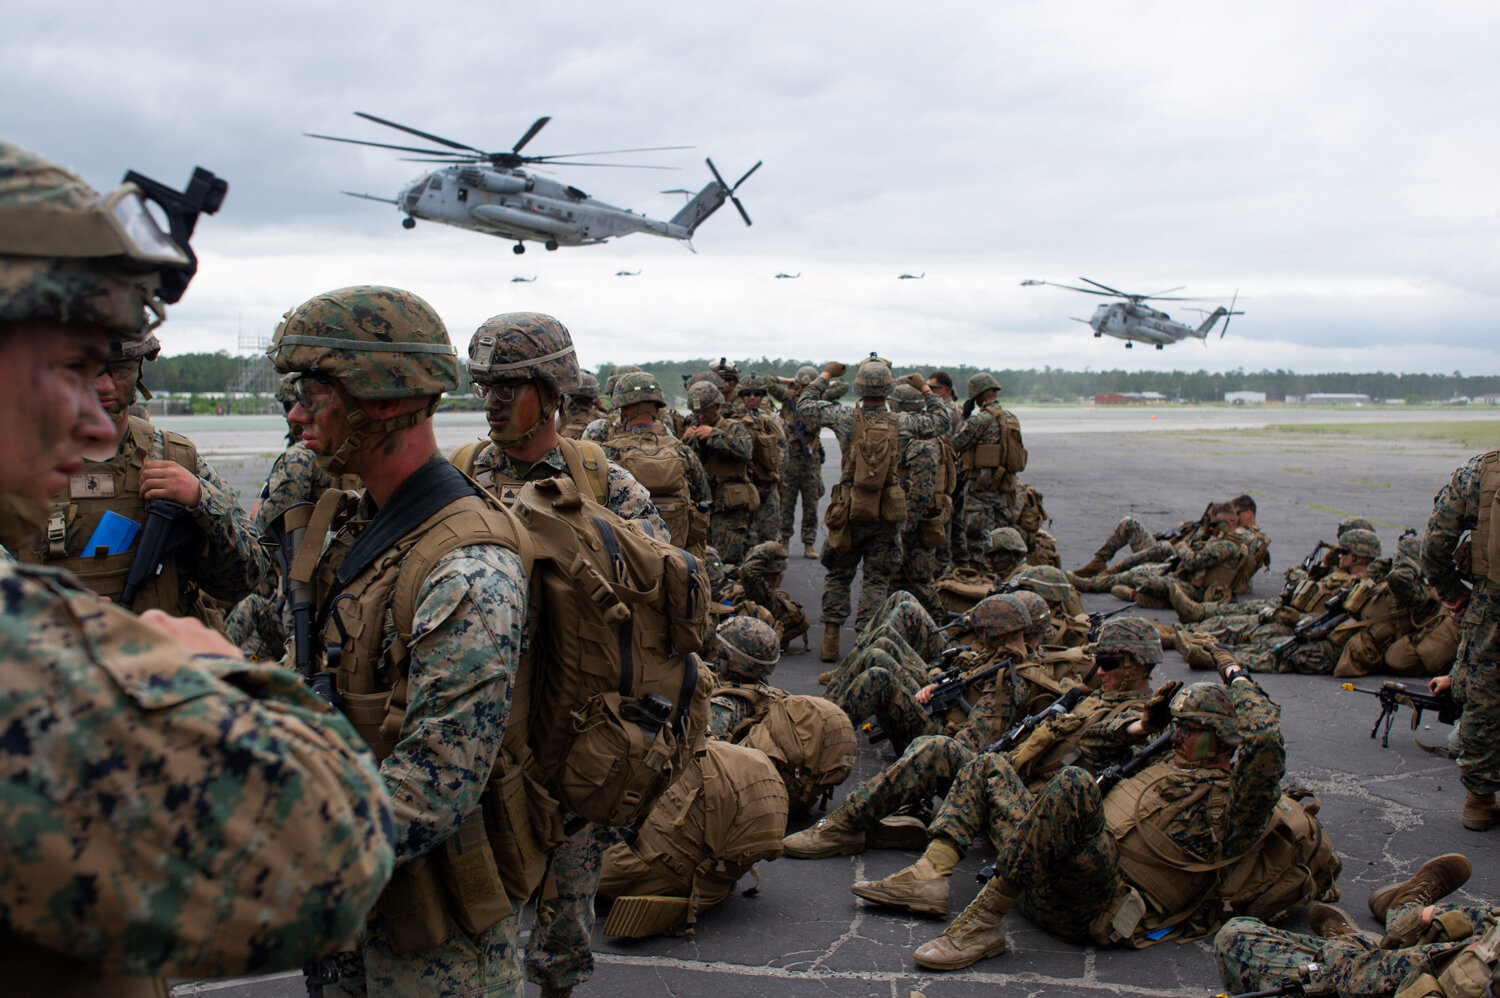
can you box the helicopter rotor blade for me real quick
[530,145,694,159]
[1079,277,1134,298]
[354,112,482,153]
[732,161,763,190]
[704,157,730,191]
[1222,289,1239,339]
[1144,286,1187,298]
[511,116,552,153]
[1023,279,1119,297]
[730,195,752,226]
[307,133,473,157]
[525,161,681,170]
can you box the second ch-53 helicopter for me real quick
[308,112,761,254]
[1021,277,1243,349]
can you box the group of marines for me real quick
[3,137,1499,998]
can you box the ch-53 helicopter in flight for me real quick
[307,112,761,255]
[774,272,800,279]
[1021,277,1242,349]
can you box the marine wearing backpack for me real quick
[952,372,1028,572]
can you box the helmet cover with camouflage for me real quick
[1013,590,1051,640]
[795,364,820,386]
[0,141,178,341]
[685,369,727,392]
[603,364,641,397]
[611,370,665,410]
[100,330,164,407]
[1396,529,1420,563]
[711,357,740,382]
[268,285,457,473]
[1337,516,1375,537]
[569,371,600,401]
[1340,527,1381,560]
[864,351,892,369]
[738,372,770,393]
[1170,681,1241,747]
[276,371,299,409]
[985,526,1028,556]
[716,615,781,681]
[687,381,725,411]
[888,382,923,410]
[966,372,1000,399]
[467,311,580,448]
[969,592,1030,637]
[1095,616,1164,666]
[1011,564,1073,603]
[852,361,894,400]
[703,544,728,594]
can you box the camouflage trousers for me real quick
[1236,635,1339,675]
[989,765,1124,941]
[750,485,782,548]
[1214,902,1489,996]
[928,750,1027,856]
[780,448,824,547]
[820,519,902,629]
[524,822,612,991]
[711,506,753,565]
[825,591,945,698]
[1182,614,1291,647]
[330,909,523,998]
[841,734,976,828]
[832,662,939,753]
[1452,588,1500,795]
[960,485,1022,571]
[1081,562,1172,595]
[1094,516,1176,568]
[947,485,967,572]
[893,523,943,621]
[224,592,286,662]
[825,633,926,704]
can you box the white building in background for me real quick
[1304,393,1372,404]
[1225,391,1266,404]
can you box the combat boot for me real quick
[1168,584,1206,622]
[1073,552,1109,578]
[783,808,865,858]
[1368,853,1471,922]
[821,625,840,663]
[817,668,835,685]
[1462,791,1499,831]
[1110,584,1137,602]
[1308,904,1361,939]
[913,876,1017,971]
[866,815,931,851]
[804,543,818,559]
[851,856,950,915]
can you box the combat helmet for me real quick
[795,365,820,386]
[0,141,199,341]
[712,357,740,384]
[717,616,781,681]
[985,527,1028,556]
[466,311,580,448]
[275,371,300,410]
[1095,616,1164,666]
[739,372,770,394]
[268,285,457,473]
[103,330,163,406]
[888,382,924,411]
[1396,529,1420,563]
[864,351,892,368]
[1170,682,1241,747]
[604,364,642,397]
[569,371,601,401]
[685,369,727,391]
[1011,564,1073,604]
[966,372,1000,399]
[1341,528,1381,560]
[1337,516,1375,537]
[687,381,724,411]
[612,371,666,409]
[1013,590,1051,641]
[969,592,1030,637]
[852,361,894,400]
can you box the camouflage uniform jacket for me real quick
[1008,687,1151,786]
[795,381,949,462]
[685,415,754,490]
[252,442,349,538]
[0,544,394,978]
[779,396,823,464]
[1171,533,1245,586]
[468,439,670,537]
[901,433,942,524]
[707,679,784,739]
[1423,450,1497,602]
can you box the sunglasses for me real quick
[1095,654,1128,672]
[739,389,766,398]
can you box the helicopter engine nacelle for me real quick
[458,167,530,195]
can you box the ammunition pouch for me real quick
[559,690,681,827]
[717,480,760,512]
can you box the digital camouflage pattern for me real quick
[952,397,1023,568]
[525,823,615,993]
[685,408,754,563]
[894,408,946,617]
[824,592,949,699]
[1214,901,1495,996]
[269,285,459,399]
[1422,450,1500,797]
[738,541,788,613]
[0,141,165,339]
[223,590,284,662]
[468,440,670,538]
[610,370,665,408]
[1087,516,1182,573]
[253,442,345,538]
[1095,616,1164,665]
[467,311,580,395]
[778,385,825,547]
[0,551,395,978]
[716,614,782,681]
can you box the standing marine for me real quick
[778,365,826,559]
[951,372,1027,572]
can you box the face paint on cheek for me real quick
[1174,728,1219,763]
[509,385,543,428]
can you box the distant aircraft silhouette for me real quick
[616,269,641,276]
[897,272,925,280]
[510,275,536,283]
[774,272,800,279]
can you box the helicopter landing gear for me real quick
[1155,343,1164,350]
[402,217,416,229]
[1124,342,1133,349]
[544,239,558,251]
[513,242,526,255]
[1093,331,1102,338]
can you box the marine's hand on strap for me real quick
[140,459,203,507]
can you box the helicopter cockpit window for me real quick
[457,187,468,202]
[429,177,442,191]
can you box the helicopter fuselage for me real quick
[1087,302,1228,348]
[396,165,699,248]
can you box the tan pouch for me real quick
[340,690,400,760]
[879,484,907,524]
[559,691,679,826]
[378,856,449,953]
[1416,615,1461,673]
[972,442,1003,469]
[849,484,881,521]
[1087,886,1146,945]
[436,809,512,935]
[486,765,564,903]
[719,481,760,512]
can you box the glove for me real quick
[824,361,847,378]
[1210,643,1245,683]
[962,398,975,419]
[899,372,926,389]
[1142,680,1182,732]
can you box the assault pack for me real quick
[601,427,707,553]
[961,402,1028,488]
[844,407,904,523]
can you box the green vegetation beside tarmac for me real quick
[1267,420,1499,450]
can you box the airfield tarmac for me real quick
[176,405,1500,998]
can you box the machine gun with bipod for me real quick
[1340,681,1462,748]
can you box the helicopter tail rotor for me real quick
[706,157,760,226]
[1221,289,1240,339]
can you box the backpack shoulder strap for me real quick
[160,427,198,473]
[558,436,610,506]
[447,439,484,477]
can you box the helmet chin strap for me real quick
[487,385,559,450]
[317,383,438,475]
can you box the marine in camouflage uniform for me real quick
[737,539,787,617]
[1073,513,1207,578]
[736,373,786,547]
[778,365,826,556]
[684,380,756,565]
[0,140,394,992]
[462,313,666,996]
[270,287,532,998]
[889,382,946,618]
[557,371,601,439]
[1422,447,1500,831]
[951,373,1025,571]
[911,667,1284,970]
[1074,503,1247,608]
[798,364,950,656]
[707,615,783,738]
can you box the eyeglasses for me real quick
[293,374,338,410]
[104,360,140,380]
[1095,654,1127,672]
[472,379,530,402]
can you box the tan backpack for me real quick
[843,408,904,523]
[744,414,784,487]
[602,428,702,550]
[719,685,857,815]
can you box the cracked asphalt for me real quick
[179,407,1500,998]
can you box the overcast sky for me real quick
[9,1,1499,376]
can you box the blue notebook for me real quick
[81,510,142,557]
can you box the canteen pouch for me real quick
[484,764,561,904]
[436,808,512,935]
[718,481,760,512]
[920,494,951,547]
[879,484,907,524]
[559,690,679,827]
[1087,886,1146,946]
[823,483,852,551]
[377,856,449,954]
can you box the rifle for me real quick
[265,503,340,707]
[982,657,1101,755]
[937,611,971,634]
[1300,540,1332,577]
[1212,963,1328,998]
[1270,585,1352,661]
[924,654,1011,719]
[1086,605,1131,641]
[863,645,972,743]
[1340,681,1462,748]
[1154,502,1213,542]
[118,500,193,611]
